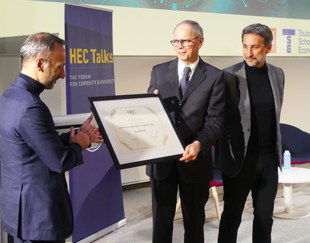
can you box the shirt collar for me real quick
[178,57,199,81]
[19,73,45,95]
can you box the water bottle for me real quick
[284,150,291,169]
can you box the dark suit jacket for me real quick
[146,58,225,183]
[214,62,285,178]
[0,75,84,240]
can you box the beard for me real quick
[40,78,56,90]
[244,57,261,67]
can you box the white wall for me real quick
[2,1,310,56]
[0,56,20,94]
[1,0,310,130]
[0,1,65,38]
[1,0,310,186]
[0,55,65,115]
[106,6,310,57]
[0,0,67,114]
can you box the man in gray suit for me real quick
[215,24,285,243]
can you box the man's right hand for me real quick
[154,89,159,95]
[79,113,104,144]
[69,125,96,152]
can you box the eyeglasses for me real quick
[170,37,199,47]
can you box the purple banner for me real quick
[65,4,115,114]
[65,4,125,242]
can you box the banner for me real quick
[65,4,125,242]
[280,28,310,56]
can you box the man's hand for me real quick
[80,113,104,144]
[70,125,96,152]
[154,89,159,95]
[179,141,201,163]
[70,114,104,151]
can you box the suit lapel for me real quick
[267,63,284,167]
[182,58,207,101]
[167,59,181,100]
[235,62,251,149]
[268,64,281,124]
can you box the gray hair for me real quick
[242,23,273,47]
[174,20,203,37]
[20,32,67,66]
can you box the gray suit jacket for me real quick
[214,61,285,178]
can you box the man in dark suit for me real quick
[215,24,285,243]
[147,20,225,243]
[0,33,102,243]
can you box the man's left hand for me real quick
[179,141,201,162]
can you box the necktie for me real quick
[180,66,191,97]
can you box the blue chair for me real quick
[280,123,310,164]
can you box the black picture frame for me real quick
[88,94,185,170]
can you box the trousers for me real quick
[150,161,210,243]
[218,151,278,243]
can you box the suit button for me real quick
[179,102,181,106]
[177,121,180,123]
[248,128,250,132]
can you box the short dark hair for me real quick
[174,20,203,37]
[242,24,273,47]
[20,32,67,66]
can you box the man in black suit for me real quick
[0,33,102,243]
[147,20,225,243]
[215,24,285,243]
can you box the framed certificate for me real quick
[88,94,185,169]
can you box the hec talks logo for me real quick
[283,29,296,53]
[270,28,276,53]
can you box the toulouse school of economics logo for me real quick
[282,29,295,54]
